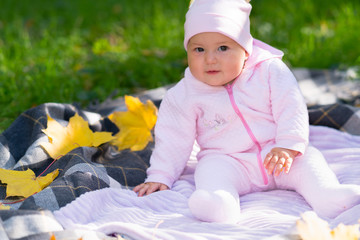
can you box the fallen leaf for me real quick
[0,168,59,198]
[297,212,332,240]
[297,211,360,240]
[49,234,84,240]
[0,203,10,210]
[109,96,157,151]
[41,113,114,159]
[331,223,360,240]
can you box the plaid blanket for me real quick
[0,68,359,240]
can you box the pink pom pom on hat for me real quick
[184,0,253,55]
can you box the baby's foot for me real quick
[188,189,240,223]
[313,184,360,219]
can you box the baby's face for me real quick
[187,32,247,86]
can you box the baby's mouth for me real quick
[206,70,220,74]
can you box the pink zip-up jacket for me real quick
[145,40,309,188]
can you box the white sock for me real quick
[188,189,241,223]
[308,184,360,219]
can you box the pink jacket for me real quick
[145,40,309,188]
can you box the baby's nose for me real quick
[205,52,217,64]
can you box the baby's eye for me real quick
[218,46,228,51]
[195,47,204,52]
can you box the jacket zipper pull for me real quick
[225,83,232,93]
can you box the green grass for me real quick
[251,0,360,68]
[0,0,359,132]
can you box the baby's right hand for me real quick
[133,182,169,197]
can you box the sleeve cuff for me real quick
[276,140,307,156]
[145,170,175,189]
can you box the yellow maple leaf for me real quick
[108,96,157,151]
[331,223,360,240]
[0,203,10,210]
[297,211,360,240]
[0,168,59,198]
[49,234,84,240]
[297,212,333,240]
[41,113,115,159]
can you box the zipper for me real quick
[225,83,269,185]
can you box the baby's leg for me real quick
[188,155,251,223]
[276,146,360,219]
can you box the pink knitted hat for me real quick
[184,0,253,55]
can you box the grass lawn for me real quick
[0,0,359,132]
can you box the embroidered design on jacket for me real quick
[203,114,235,130]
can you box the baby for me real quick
[134,0,360,223]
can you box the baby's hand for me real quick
[133,182,169,197]
[263,147,299,176]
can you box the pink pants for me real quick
[188,146,360,223]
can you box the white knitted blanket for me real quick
[54,125,360,240]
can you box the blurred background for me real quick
[0,0,359,132]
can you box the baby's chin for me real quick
[200,79,234,87]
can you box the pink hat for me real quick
[184,0,253,55]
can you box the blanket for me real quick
[53,125,360,240]
[1,68,360,239]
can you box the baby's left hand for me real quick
[264,147,299,176]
